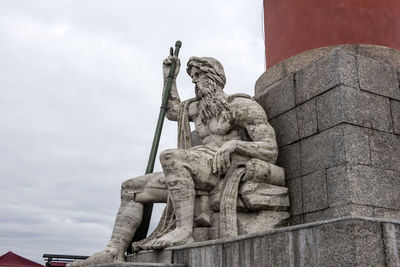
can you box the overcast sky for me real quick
[0,1,266,264]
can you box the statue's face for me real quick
[189,66,208,85]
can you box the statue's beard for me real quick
[196,79,230,124]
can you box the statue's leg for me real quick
[67,172,167,266]
[143,148,218,250]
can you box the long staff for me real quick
[131,40,182,243]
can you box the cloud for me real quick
[0,0,266,264]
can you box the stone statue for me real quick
[68,56,289,267]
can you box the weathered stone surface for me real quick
[287,177,302,216]
[296,98,318,139]
[316,85,393,132]
[194,195,211,227]
[391,100,400,135]
[256,74,295,119]
[126,250,173,264]
[242,159,285,186]
[295,49,358,104]
[277,142,300,179]
[300,124,370,175]
[255,44,400,97]
[374,208,400,220]
[342,124,371,165]
[370,130,400,172]
[327,164,400,210]
[239,181,289,211]
[303,204,375,223]
[269,109,298,147]
[122,217,395,267]
[254,45,360,96]
[317,219,385,267]
[326,164,349,207]
[302,170,328,213]
[382,223,400,267]
[357,44,400,68]
[193,227,211,242]
[358,54,400,100]
[237,210,289,235]
[300,126,345,175]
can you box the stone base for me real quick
[255,45,400,225]
[95,217,400,267]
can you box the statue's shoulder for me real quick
[228,93,253,103]
[228,93,259,109]
[229,93,267,122]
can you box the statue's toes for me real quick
[153,239,170,250]
[142,240,156,250]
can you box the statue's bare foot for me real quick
[66,246,123,267]
[142,229,194,250]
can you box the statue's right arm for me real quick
[163,56,181,121]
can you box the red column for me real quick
[264,0,400,68]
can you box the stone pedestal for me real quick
[255,45,400,225]
[98,217,400,267]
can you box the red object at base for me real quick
[263,0,400,68]
[0,251,45,267]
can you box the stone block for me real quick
[315,219,385,267]
[300,124,370,175]
[287,177,302,216]
[370,130,400,172]
[296,98,318,139]
[290,214,303,225]
[357,44,400,68]
[316,85,393,132]
[258,232,293,266]
[374,208,400,220]
[382,223,400,267]
[301,126,345,175]
[327,164,400,210]
[358,54,400,100]
[303,204,375,223]
[256,74,296,119]
[193,227,211,242]
[185,244,223,267]
[269,109,298,147]
[342,124,371,165]
[352,220,386,266]
[391,100,400,134]
[239,181,289,211]
[277,142,301,179]
[126,250,173,264]
[237,210,289,235]
[295,49,358,104]
[302,170,328,213]
[326,164,349,207]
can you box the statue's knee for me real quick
[160,149,182,165]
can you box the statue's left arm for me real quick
[212,98,278,174]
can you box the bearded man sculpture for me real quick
[68,56,289,266]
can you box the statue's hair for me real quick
[186,57,226,88]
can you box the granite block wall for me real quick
[255,48,400,225]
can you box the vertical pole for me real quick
[130,41,182,245]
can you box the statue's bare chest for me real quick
[194,111,233,138]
